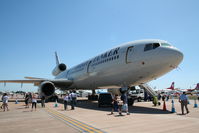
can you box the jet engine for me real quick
[38,81,55,97]
[52,63,67,76]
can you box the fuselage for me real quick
[56,39,183,90]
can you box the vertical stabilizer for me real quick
[55,52,59,65]
[167,82,175,90]
[195,83,199,90]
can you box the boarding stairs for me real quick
[139,84,157,97]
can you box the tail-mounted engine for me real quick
[52,63,67,76]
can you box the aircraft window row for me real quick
[144,43,160,51]
[92,55,119,66]
[161,43,171,47]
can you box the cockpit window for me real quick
[144,44,153,51]
[144,43,160,51]
[161,43,171,47]
[153,43,160,49]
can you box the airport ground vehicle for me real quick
[129,89,145,102]
[98,93,113,107]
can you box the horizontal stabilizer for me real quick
[24,76,46,80]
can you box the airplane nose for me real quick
[166,48,183,67]
[176,49,183,62]
[173,49,183,61]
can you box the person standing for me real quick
[41,96,45,108]
[31,94,37,111]
[25,93,29,108]
[179,92,189,115]
[2,93,9,111]
[121,92,130,115]
[28,92,32,105]
[69,90,77,110]
[111,94,119,115]
[63,94,70,110]
[117,96,123,115]
[0,94,4,109]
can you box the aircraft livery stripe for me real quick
[46,107,105,133]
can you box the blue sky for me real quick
[0,0,198,92]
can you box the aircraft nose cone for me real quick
[175,49,183,62]
[168,48,183,67]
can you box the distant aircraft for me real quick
[165,82,183,96]
[0,39,183,98]
[187,83,199,92]
[166,82,175,90]
[194,83,199,90]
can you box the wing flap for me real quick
[0,79,45,84]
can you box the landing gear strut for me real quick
[120,87,134,106]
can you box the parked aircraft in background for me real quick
[161,82,181,96]
[185,83,199,94]
[0,39,183,98]
[166,82,175,90]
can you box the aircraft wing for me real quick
[0,78,73,88]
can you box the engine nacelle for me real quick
[52,63,67,76]
[38,81,55,97]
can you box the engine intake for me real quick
[52,63,67,76]
[39,81,55,97]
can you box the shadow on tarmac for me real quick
[74,100,171,114]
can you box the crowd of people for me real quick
[0,90,78,112]
[0,90,198,115]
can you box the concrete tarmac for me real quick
[0,103,79,133]
[0,99,199,133]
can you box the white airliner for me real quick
[0,39,183,98]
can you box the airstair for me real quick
[139,84,157,97]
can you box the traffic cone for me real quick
[54,100,58,107]
[171,99,176,113]
[163,101,167,111]
[194,98,198,108]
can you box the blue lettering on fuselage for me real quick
[92,47,120,66]
[69,47,120,74]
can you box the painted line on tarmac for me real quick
[46,108,104,133]
[45,107,105,133]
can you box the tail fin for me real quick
[167,82,175,90]
[195,83,199,90]
[55,52,59,65]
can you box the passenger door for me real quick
[126,46,134,64]
[87,61,92,73]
